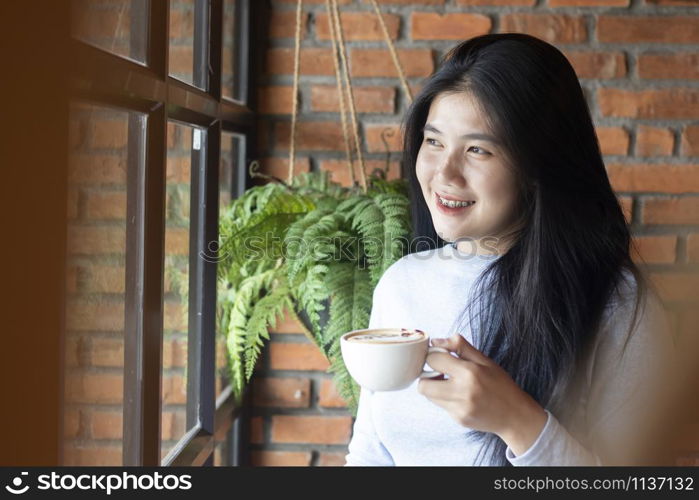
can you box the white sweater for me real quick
[344,243,674,466]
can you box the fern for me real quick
[216,170,412,415]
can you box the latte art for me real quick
[347,328,425,344]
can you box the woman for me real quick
[344,33,675,466]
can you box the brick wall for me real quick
[250,0,699,466]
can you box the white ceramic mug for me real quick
[340,328,447,391]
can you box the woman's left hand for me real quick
[418,333,548,456]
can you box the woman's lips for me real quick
[434,193,475,216]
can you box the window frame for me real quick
[67,0,259,466]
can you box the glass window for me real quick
[161,121,206,462]
[222,0,239,102]
[64,102,145,466]
[71,0,149,65]
[169,0,209,90]
[216,132,246,402]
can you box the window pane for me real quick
[222,0,240,102]
[64,103,145,466]
[71,0,148,65]
[216,132,246,402]
[161,122,205,462]
[214,423,235,466]
[169,0,209,90]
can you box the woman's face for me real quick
[416,91,521,255]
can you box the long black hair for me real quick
[402,33,649,466]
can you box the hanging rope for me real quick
[287,0,304,185]
[329,0,367,192]
[368,0,413,105]
[325,0,355,187]
[286,0,414,189]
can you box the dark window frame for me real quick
[68,0,259,466]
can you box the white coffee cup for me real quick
[340,328,447,391]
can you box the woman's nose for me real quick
[435,152,466,186]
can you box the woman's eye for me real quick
[425,138,439,146]
[468,146,490,156]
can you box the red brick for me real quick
[165,157,191,183]
[596,127,629,155]
[82,266,125,294]
[361,0,443,4]
[606,164,699,194]
[631,236,677,264]
[350,49,434,78]
[456,0,534,4]
[84,191,127,220]
[65,373,123,404]
[266,48,334,76]
[316,12,400,41]
[318,379,348,408]
[268,307,310,335]
[271,416,352,444]
[252,377,311,408]
[643,198,699,225]
[598,17,699,44]
[63,445,122,466]
[687,234,699,263]
[63,408,82,439]
[257,86,295,115]
[67,226,126,255]
[564,51,626,79]
[164,302,188,332]
[649,273,699,303]
[269,342,330,371]
[257,119,269,154]
[67,189,79,219]
[259,157,311,182]
[636,126,674,157]
[64,335,81,367]
[317,452,348,466]
[162,374,187,405]
[598,89,699,119]
[65,301,125,332]
[66,265,79,294]
[644,0,699,4]
[550,0,628,4]
[91,410,122,439]
[278,0,352,3]
[365,123,403,153]
[69,154,127,184]
[310,85,395,114]
[269,342,329,371]
[251,451,312,466]
[638,53,699,80]
[161,411,174,441]
[681,126,699,157]
[270,10,308,39]
[91,119,128,149]
[164,227,189,256]
[275,121,348,152]
[411,13,491,41]
[169,45,193,75]
[89,337,124,367]
[250,416,264,444]
[618,195,633,223]
[169,8,193,39]
[499,14,587,44]
[170,338,187,368]
[319,159,401,188]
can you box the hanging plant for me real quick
[215,0,416,415]
[217,168,411,413]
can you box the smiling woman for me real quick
[344,33,677,467]
[416,92,521,256]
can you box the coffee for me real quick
[340,327,445,391]
[346,328,425,344]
